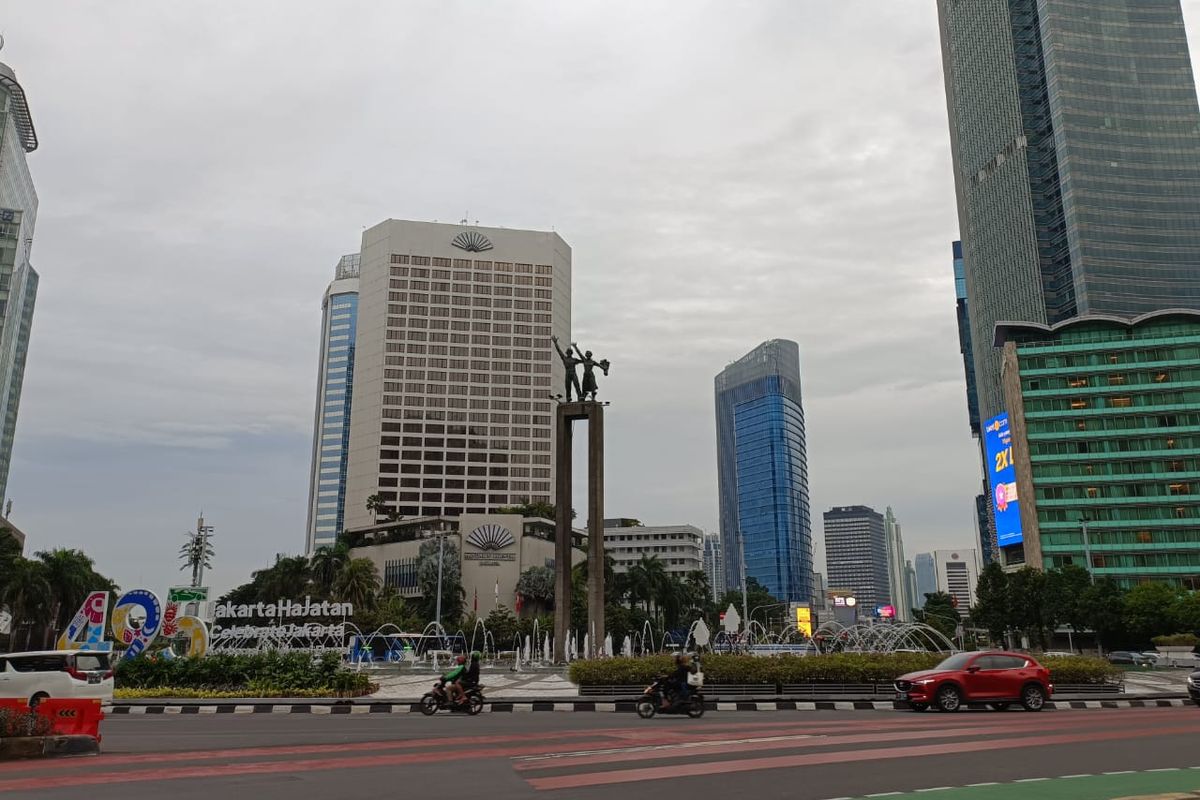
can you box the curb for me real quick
[0,735,99,760]
[109,697,1197,714]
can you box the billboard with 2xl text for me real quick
[984,413,1023,548]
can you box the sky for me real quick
[7,1,1200,598]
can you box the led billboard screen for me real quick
[984,412,1023,548]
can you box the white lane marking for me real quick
[1015,777,1049,783]
[1059,774,1092,779]
[915,787,952,792]
[513,734,819,763]
[965,783,998,787]
[1147,767,1181,772]
[1103,771,1135,775]
[864,792,903,798]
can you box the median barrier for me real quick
[36,699,104,742]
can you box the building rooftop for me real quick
[994,309,1200,348]
[0,62,37,153]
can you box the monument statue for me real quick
[551,335,584,401]
[574,343,610,402]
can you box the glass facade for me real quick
[823,506,890,609]
[0,64,39,507]
[305,255,360,553]
[1002,312,1200,589]
[938,0,1200,428]
[714,340,813,603]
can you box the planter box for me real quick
[0,735,99,761]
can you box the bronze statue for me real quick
[574,343,610,401]
[552,336,583,401]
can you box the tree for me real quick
[1047,564,1093,639]
[417,536,463,625]
[971,562,1011,644]
[1123,582,1181,645]
[1172,590,1200,635]
[1079,578,1126,650]
[35,548,117,648]
[178,531,215,588]
[0,558,52,650]
[681,571,712,615]
[1009,567,1058,649]
[626,555,668,622]
[516,566,555,614]
[483,604,519,646]
[915,592,960,643]
[254,555,313,600]
[310,542,350,597]
[717,577,777,623]
[333,558,381,612]
[365,493,385,524]
[496,501,573,520]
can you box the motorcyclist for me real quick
[462,651,482,692]
[441,655,468,706]
[662,652,696,709]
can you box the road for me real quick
[3,707,1200,799]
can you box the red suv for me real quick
[894,651,1052,713]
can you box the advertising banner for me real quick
[984,413,1024,548]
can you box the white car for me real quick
[0,650,114,706]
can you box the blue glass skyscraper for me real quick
[305,254,360,553]
[714,340,813,603]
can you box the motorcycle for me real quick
[636,674,705,719]
[419,681,485,716]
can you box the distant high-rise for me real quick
[342,220,571,531]
[883,507,910,620]
[714,339,813,603]
[938,0,1200,427]
[823,506,890,610]
[903,560,918,616]
[951,241,980,437]
[305,254,361,553]
[0,52,39,506]
[933,549,980,611]
[914,552,937,608]
[703,532,725,601]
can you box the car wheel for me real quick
[989,702,1010,711]
[1021,684,1046,712]
[935,685,962,712]
[418,693,439,716]
[909,703,929,713]
[28,692,49,709]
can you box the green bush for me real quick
[1151,633,1200,648]
[113,651,367,696]
[0,708,52,738]
[568,653,1121,687]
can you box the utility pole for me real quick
[434,532,445,641]
[194,514,214,588]
[738,528,750,645]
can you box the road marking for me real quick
[513,734,819,763]
[1104,771,1136,775]
[864,792,902,797]
[1147,767,1182,772]
[1014,777,1048,782]
[964,784,998,788]
[1059,774,1092,778]
[914,787,952,792]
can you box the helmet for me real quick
[471,651,482,661]
[456,655,466,665]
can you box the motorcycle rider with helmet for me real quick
[440,654,468,706]
[662,652,697,710]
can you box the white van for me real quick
[0,650,114,705]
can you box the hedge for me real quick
[1151,634,1199,648]
[568,654,1121,687]
[114,652,371,696]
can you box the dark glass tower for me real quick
[938,0,1200,426]
[714,340,813,603]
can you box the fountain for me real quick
[603,634,612,658]
[622,635,632,657]
[810,621,956,654]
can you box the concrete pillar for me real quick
[553,406,574,663]
[587,405,605,658]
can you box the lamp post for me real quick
[434,531,446,643]
[738,528,750,645]
[750,602,788,634]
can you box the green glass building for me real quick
[998,311,1200,589]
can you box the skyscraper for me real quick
[823,506,890,610]
[883,507,910,620]
[933,549,980,611]
[938,0,1200,427]
[305,254,361,553]
[714,339,813,603]
[0,52,39,506]
[914,552,937,607]
[703,532,725,600]
[342,220,570,530]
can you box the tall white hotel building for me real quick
[306,220,571,550]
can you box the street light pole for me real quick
[738,528,750,643]
[1080,517,1095,585]
[435,532,445,639]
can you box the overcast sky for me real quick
[7,2,1200,598]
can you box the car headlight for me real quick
[913,678,936,685]
[1189,675,1198,688]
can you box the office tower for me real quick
[938,1,1200,428]
[305,255,361,553]
[811,571,825,609]
[0,53,39,506]
[933,549,980,611]
[604,523,704,579]
[703,532,725,600]
[997,312,1200,587]
[342,221,570,530]
[823,506,890,610]
[714,339,813,603]
[914,552,937,608]
[883,507,910,620]
[903,560,918,616]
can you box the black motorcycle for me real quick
[636,675,705,719]
[419,682,485,716]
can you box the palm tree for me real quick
[35,549,110,647]
[310,542,350,597]
[255,555,313,600]
[178,530,215,587]
[1,558,52,650]
[365,493,385,524]
[682,570,711,613]
[333,558,381,611]
[627,555,669,622]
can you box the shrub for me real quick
[113,651,366,696]
[1151,634,1200,648]
[0,708,52,738]
[568,653,1121,686]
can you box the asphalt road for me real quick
[3,706,1200,799]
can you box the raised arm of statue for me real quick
[552,336,568,361]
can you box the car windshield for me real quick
[935,653,976,670]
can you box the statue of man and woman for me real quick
[552,335,610,402]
